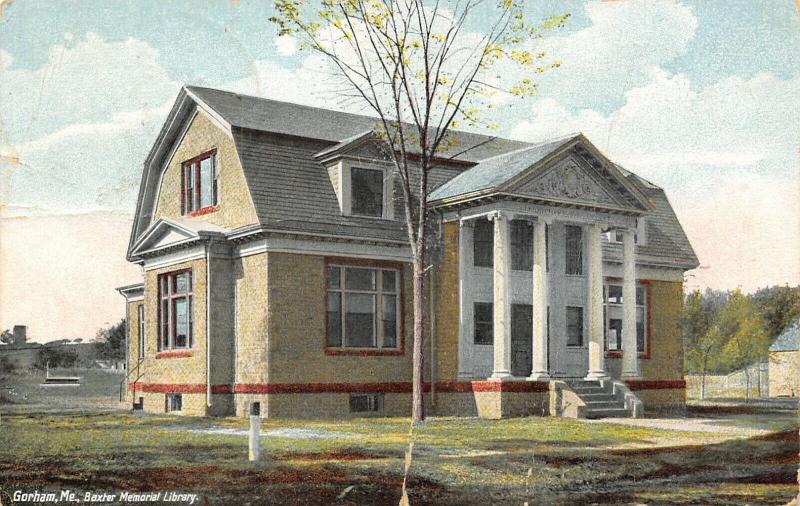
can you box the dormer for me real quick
[314,131,395,220]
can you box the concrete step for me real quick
[571,386,610,395]
[578,392,619,401]
[585,407,632,419]
[584,400,626,410]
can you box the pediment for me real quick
[510,157,624,207]
[130,219,200,256]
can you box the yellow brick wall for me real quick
[769,350,799,397]
[153,111,258,229]
[434,221,460,382]
[234,253,269,384]
[266,252,414,385]
[140,258,208,386]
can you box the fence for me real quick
[686,360,769,399]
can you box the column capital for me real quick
[487,210,514,222]
[459,218,475,229]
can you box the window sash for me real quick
[473,302,493,345]
[350,167,384,217]
[326,265,399,349]
[603,283,648,353]
[565,225,583,275]
[157,270,194,351]
[511,220,533,271]
[137,305,145,359]
[181,151,217,214]
[473,218,493,267]
[566,306,584,347]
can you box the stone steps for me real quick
[566,380,633,419]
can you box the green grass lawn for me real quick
[0,407,797,505]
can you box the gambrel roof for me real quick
[129,86,698,269]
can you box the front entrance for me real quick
[510,304,532,377]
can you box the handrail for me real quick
[119,357,146,402]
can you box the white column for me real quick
[585,223,609,381]
[621,228,641,379]
[458,219,475,379]
[490,211,512,380]
[529,218,550,381]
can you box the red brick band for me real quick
[131,379,684,394]
[155,351,193,359]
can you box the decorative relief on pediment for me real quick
[516,161,618,205]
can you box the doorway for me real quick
[510,304,532,377]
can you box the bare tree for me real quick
[271,0,568,423]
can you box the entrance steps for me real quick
[549,379,643,419]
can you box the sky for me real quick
[0,0,798,342]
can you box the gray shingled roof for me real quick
[186,86,529,163]
[770,321,800,352]
[428,135,579,200]
[171,86,698,268]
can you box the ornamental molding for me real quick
[518,160,619,206]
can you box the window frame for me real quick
[566,306,584,348]
[510,219,533,271]
[473,302,494,345]
[349,166,386,218]
[181,149,219,216]
[324,258,404,356]
[473,218,494,268]
[349,393,384,414]
[137,304,145,360]
[165,393,183,413]
[603,277,652,359]
[565,225,584,276]
[157,269,194,354]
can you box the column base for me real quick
[527,371,551,381]
[490,371,513,381]
[584,370,611,381]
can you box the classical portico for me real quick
[454,202,643,382]
[434,135,654,383]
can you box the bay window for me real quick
[326,264,400,350]
[158,270,194,351]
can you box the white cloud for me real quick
[533,0,698,110]
[275,35,298,56]
[0,32,179,144]
[511,66,800,292]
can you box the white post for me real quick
[621,228,641,379]
[529,218,550,381]
[490,211,512,380]
[248,403,261,462]
[458,219,475,379]
[585,224,609,381]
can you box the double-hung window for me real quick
[158,270,194,351]
[511,220,533,271]
[326,264,400,349]
[181,150,218,214]
[473,218,494,267]
[603,282,648,353]
[137,305,145,359]
[565,225,583,275]
[566,306,584,347]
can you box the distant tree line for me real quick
[0,319,126,371]
[683,285,800,398]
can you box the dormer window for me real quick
[181,149,218,215]
[351,167,384,217]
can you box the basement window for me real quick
[349,393,383,414]
[165,393,182,412]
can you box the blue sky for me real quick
[1,0,798,341]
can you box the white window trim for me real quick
[603,282,648,353]
[337,160,395,220]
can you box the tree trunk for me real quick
[411,253,426,424]
[701,356,708,400]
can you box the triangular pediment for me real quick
[509,157,626,207]
[130,219,200,256]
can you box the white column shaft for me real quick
[585,224,609,381]
[491,213,512,379]
[529,219,550,380]
[621,229,641,379]
[458,220,475,378]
